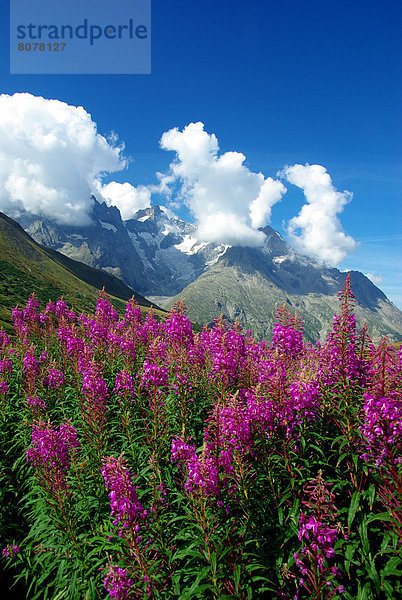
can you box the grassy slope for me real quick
[0,212,165,333]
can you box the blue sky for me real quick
[0,0,401,307]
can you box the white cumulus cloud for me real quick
[280,163,357,266]
[158,122,286,247]
[96,181,151,220]
[0,93,149,225]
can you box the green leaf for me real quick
[366,511,393,524]
[358,521,369,555]
[178,566,211,600]
[381,556,402,580]
[348,491,361,531]
[356,580,372,600]
[367,556,380,592]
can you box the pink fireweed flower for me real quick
[66,310,77,323]
[104,564,134,600]
[11,306,25,338]
[23,294,40,325]
[210,326,247,386]
[367,338,402,401]
[45,300,56,315]
[141,361,168,390]
[26,421,80,471]
[164,302,194,348]
[101,455,147,536]
[171,437,234,498]
[0,330,10,351]
[214,397,251,452]
[360,394,402,467]
[2,544,20,559]
[0,380,9,396]
[96,291,119,325]
[81,364,109,410]
[125,298,143,326]
[272,323,304,358]
[0,360,11,377]
[297,513,338,558]
[48,368,65,389]
[22,349,39,378]
[119,338,136,361]
[39,351,49,364]
[114,369,134,399]
[142,311,164,342]
[26,395,47,412]
[295,471,344,597]
[288,380,321,424]
[55,299,68,319]
[26,420,80,490]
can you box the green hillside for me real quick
[0,211,164,333]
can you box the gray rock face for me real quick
[17,197,402,343]
[19,200,146,292]
[123,206,227,295]
[20,200,227,296]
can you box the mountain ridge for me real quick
[15,199,402,343]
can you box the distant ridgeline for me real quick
[14,200,402,343]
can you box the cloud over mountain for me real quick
[280,163,357,266]
[0,93,149,225]
[158,122,286,247]
[0,95,357,267]
[96,181,151,220]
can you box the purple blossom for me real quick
[289,380,321,423]
[22,350,39,378]
[119,338,136,361]
[48,368,65,389]
[171,437,234,498]
[0,330,10,350]
[81,364,109,411]
[102,455,147,535]
[272,323,303,357]
[0,380,9,396]
[104,564,134,600]
[114,370,134,398]
[297,513,338,559]
[26,421,80,475]
[45,300,56,315]
[27,395,47,411]
[164,302,194,347]
[2,544,20,559]
[0,360,11,380]
[55,300,68,319]
[141,361,168,390]
[295,472,343,597]
[96,292,119,325]
[23,294,40,325]
[360,394,402,467]
[125,298,143,326]
[216,398,251,452]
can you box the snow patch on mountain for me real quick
[174,235,208,255]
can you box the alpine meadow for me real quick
[0,275,401,598]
